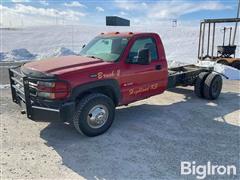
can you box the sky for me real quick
[0,0,239,27]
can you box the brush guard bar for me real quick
[8,66,74,121]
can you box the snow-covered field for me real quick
[1,25,202,62]
[1,24,239,80]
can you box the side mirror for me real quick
[82,44,86,49]
[137,48,151,65]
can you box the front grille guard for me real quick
[9,66,64,119]
[9,66,33,118]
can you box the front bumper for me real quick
[27,102,75,122]
[9,66,75,122]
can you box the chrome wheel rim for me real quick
[87,105,109,129]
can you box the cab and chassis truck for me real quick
[9,32,223,137]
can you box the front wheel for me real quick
[73,93,115,137]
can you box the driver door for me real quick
[120,37,166,104]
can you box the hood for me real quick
[22,55,106,76]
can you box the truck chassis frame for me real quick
[167,64,213,89]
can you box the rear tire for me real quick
[203,73,222,100]
[73,93,115,137]
[231,61,240,70]
[194,72,209,98]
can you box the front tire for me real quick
[73,93,115,137]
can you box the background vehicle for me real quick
[9,32,223,137]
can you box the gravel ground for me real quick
[0,76,239,179]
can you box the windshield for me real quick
[80,36,129,62]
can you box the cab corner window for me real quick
[128,38,158,62]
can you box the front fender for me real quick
[69,79,121,104]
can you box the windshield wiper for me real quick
[86,55,104,61]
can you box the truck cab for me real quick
[79,32,169,104]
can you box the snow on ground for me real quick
[1,48,37,61]
[197,61,240,80]
[37,47,77,60]
[0,24,239,82]
[1,47,76,61]
[1,25,206,63]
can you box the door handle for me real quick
[155,65,162,70]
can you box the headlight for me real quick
[37,81,55,88]
[37,81,70,100]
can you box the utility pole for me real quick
[55,12,58,25]
[21,19,24,28]
[62,16,65,25]
[232,0,240,45]
[9,21,12,28]
[172,19,177,27]
[71,25,74,51]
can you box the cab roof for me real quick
[99,32,158,38]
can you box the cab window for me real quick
[128,37,158,62]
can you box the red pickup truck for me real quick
[9,32,222,136]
